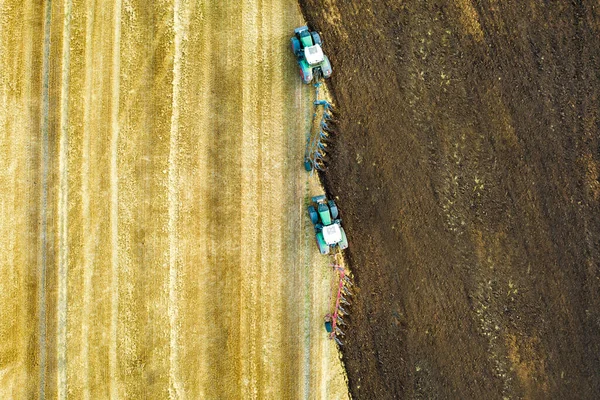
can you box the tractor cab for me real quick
[308,195,348,255]
[322,224,342,245]
[304,45,325,65]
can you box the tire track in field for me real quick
[302,100,313,400]
[109,0,121,397]
[258,2,276,397]
[38,1,53,397]
[22,2,45,396]
[294,63,314,400]
[117,2,175,397]
[191,2,213,396]
[57,0,72,398]
[168,0,184,396]
[203,2,244,397]
[239,0,263,397]
[260,2,291,396]
[0,2,33,397]
[239,0,260,395]
[1,2,350,398]
[80,1,95,398]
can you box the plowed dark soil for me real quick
[299,1,600,399]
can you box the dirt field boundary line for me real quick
[168,0,184,397]
[57,0,72,398]
[38,1,53,398]
[109,0,121,398]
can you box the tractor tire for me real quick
[321,55,332,79]
[325,319,333,333]
[308,205,319,225]
[311,31,322,45]
[299,59,313,84]
[339,227,349,250]
[328,200,338,220]
[291,37,301,55]
[304,159,312,171]
[316,232,330,255]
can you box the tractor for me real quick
[308,195,348,255]
[291,26,332,84]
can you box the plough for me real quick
[304,80,334,173]
[324,249,352,346]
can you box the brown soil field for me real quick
[0,1,348,399]
[300,1,600,399]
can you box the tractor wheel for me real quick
[301,68,313,84]
[304,159,312,171]
[299,59,313,84]
[311,31,322,45]
[321,55,332,79]
[339,227,349,250]
[308,205,319,225]
[328,200,338,220]
[316,232,330,255]
[324,320,332,333]
[291,37,301,54]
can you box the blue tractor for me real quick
[308,195,348,255]
[291,26,332,84]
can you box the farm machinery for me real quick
[290,26,332,84]
[293,28,350,346]
[324,255,352,346]
[307,195,348,255]
[307,194,351,346]
[291,26,334,172]
[303,83,333,172]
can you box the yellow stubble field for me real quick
[0,0,348,398]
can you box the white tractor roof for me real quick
[304,45,324,65]
[322,224,342,245]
